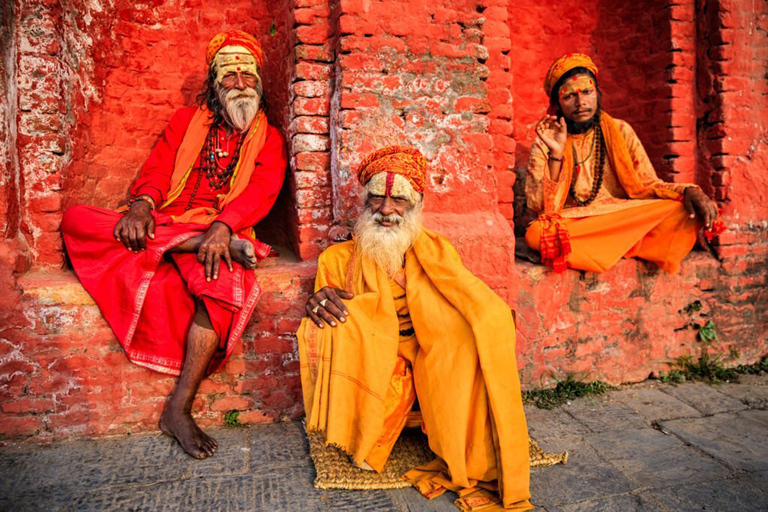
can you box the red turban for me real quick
[206,30,264,68]
[357,146,427,194]
[544,53,599,97]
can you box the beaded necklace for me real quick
[185,127,246,211]
[569,123,606,207]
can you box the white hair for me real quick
[354,176,423,277]
[215,81,262,133]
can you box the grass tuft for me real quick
[224,410,243,428]
[658,353,768,384]
[523,374,614,410]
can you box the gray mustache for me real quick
[373,212,403,225]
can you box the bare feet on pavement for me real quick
[159,407,218,459]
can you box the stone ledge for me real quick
[513,250,766,387]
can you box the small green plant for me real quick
[224,410,243,428]
[733,354,768,376]
[697,320,718,343]
[658,368,687,384]
[523,374,614,410]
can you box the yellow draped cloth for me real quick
[525,113,701,273]
[297,228,532,511]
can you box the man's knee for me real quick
[524,221,542,251]
[61,204,88,236]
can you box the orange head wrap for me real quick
[357,146,427,194]
[544,53,599,97]
[206,30,264,68]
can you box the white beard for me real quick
[354,202,423,278]
[216,82,261,133]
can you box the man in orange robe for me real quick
[525,54,721,273]
[297,147,532,511]
[61,31,286,459]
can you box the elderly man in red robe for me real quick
[61,30,286,459]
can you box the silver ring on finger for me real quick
[312,305,320,315]
[319,299,328,308]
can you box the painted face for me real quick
[214,45,260,90]
[365,172,417,227]
[558,74,598,123]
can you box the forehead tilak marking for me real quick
[385,172,395,196]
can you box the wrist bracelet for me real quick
[130,194,156,210]
[548,154,564,162]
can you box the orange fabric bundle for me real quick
[298,229,531,510]
[357,145,427,193]
[206,30,264,67]
[543,53,599,97]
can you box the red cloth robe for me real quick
[62,107,286,375]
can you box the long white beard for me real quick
[216,83,261,133]
[354,202,423,278]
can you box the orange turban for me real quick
[206,30,264,68]
[544,53,598,97]
[357,146,427,194]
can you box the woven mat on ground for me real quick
[307,428,568,490]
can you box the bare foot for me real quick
[159,408,218,459]
[229,237,258,269]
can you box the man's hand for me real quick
[306,286,353,328]
[114,200,155,252]
[197,221,233,281]
[535,114,568,158]
[684,187,718,229]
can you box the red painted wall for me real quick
[1,0,766,441]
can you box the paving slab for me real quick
[645,477,768,512]
[524,404,592,440]
[322,488,402,511]
[660,410,768,472]
[714,375,768,410]
[388,487,457,511]
[561,395,647,433]
[546,493,663,512]
[586,427,730,488]
[659,382,746,415]
[529,436,636,507]
[0,431,191,498]
[249,420,314,472]
[612,386,700,422]
[253,468,331,511]
[743,470,768,495]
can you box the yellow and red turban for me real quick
[357,146,427,195]
[544,53,599,97]
[206,30,264,68]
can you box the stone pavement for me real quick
[1,375,767,511]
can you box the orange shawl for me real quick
[160,107,269,225]
[298,229,531,510]
[539,112,682,272]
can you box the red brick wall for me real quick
[332,0,516,298]
[1,0,766,441]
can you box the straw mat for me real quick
[307,428,568,490]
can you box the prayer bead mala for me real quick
[185,128,246,211]
[569,123,606,207]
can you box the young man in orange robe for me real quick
[525,54,721,273]
[297,147,532,511]
[61,31,286,459]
